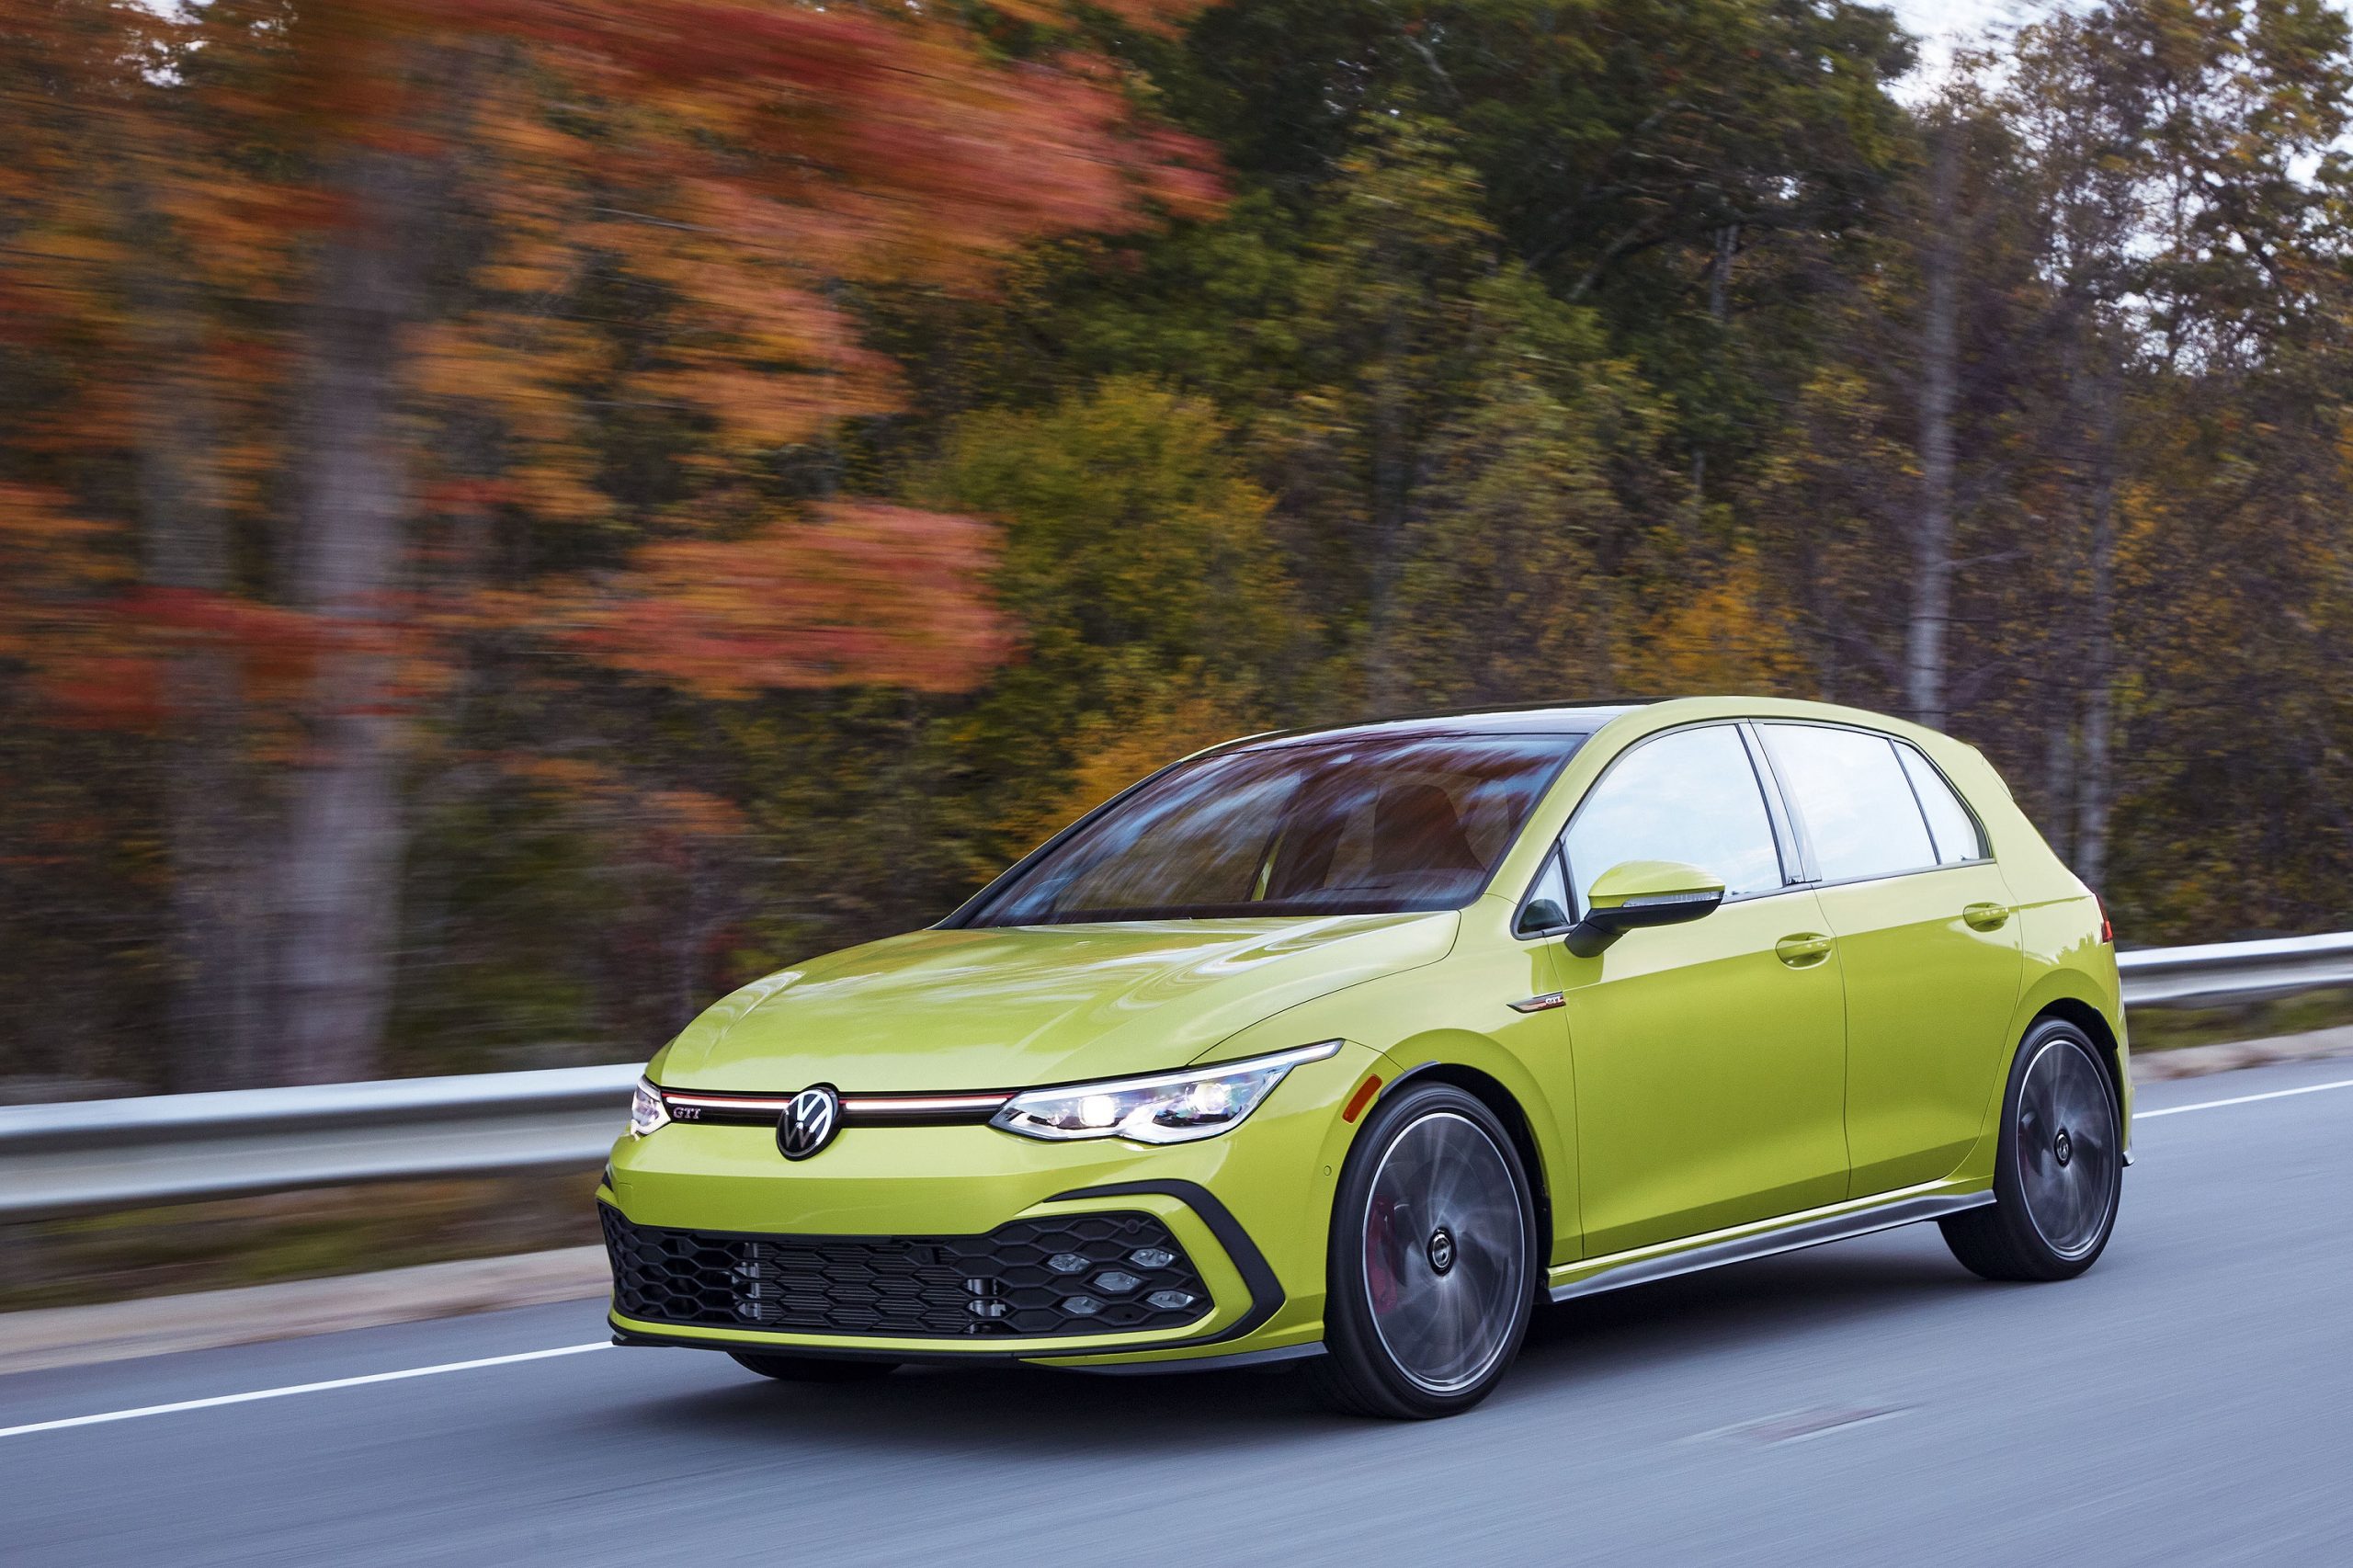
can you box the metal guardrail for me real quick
[2,933,2348,1224]
[0,1064,637,1223]
[2116,931,2353,1008]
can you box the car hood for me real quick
[653,912,1458,1093]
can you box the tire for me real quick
[728,1351,900,1383]
[1940,1018,2122,1282]
[1307,1082,1539,1419]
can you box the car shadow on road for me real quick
[624,1229,1983,1456]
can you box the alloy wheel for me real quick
[1360,1109,1529,1394]
[2014,1038,2118,1259]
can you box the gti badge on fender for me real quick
[777,1085,841,1160]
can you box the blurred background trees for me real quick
[4,0,2352,1092]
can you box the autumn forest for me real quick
[5,0,2351,1093]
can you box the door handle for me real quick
[1775,932,1834,968]
[1963,903,2012,932]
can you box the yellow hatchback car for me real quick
[605,698,2127,1417]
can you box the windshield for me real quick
[964,732,1586,926]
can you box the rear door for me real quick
[1756,723,2024,1196]
[1554,723,1850,1256]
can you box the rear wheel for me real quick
[728,1352,899,1383]
[1308,1082,1537,1419]
[1941,1018,2121,1281]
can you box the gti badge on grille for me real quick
[777,1085,842,1160]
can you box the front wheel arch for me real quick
[1377,1062,1553,1270]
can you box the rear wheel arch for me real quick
[2030,997,2125,1117]
[1940,1014,2122,1280]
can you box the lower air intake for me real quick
[600,1206,1211,1339]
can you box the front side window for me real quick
[1562,725,1785,904]
[966,733,1584,926]
[1517,849,1572,936]
[1762,724,1938,882]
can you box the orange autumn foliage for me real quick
[551,504,1016,699]
[0,0,1220,714]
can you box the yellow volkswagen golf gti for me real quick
[603,697,2127,1417]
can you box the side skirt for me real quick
[1547,1189,1995,1305]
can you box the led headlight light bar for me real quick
[987,1040,1342,1145]
[629,1076,670,1137]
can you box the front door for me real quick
[1555,724,1851,1256]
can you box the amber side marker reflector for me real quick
[1342,1075,1383,1123]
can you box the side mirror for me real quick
[1517,897,1571,937]
[1565,859,1726,958]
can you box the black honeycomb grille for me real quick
[601,1206,1211,1339]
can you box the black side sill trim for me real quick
[1045,1178,1286,1350]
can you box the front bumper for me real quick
[598,1041,1377,1368]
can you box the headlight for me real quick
[629,1076,670,1137]
[989,1040,1342,1144]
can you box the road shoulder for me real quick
[0,1244,606,1377]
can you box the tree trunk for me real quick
[142,328,267,1090]
[269,146,430,1085]
[2075,347,2120,892]
[120,173,268,1090]
[2043,710,2077,863]
[1689,222,1740,506]
[1363,278,1413,710]
[1906,119,1961,730]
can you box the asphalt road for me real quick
[8,1057,2353,1567]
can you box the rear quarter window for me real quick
[1895,744,1986,864]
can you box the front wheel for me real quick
[1307,1082,1538,1419]
[1941,1018,2122,1281]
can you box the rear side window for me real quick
[1563,724,1785,903]
[1761,724,1936,883]
[1896,744,1985,864]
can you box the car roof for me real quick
[1232,701,1651,751]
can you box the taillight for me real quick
[2095,893,2114,945]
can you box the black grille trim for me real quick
[657,1087,1010,1130]
[601,1205,1212,1340]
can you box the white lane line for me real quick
[0,1341,610,1440]
[2137,1075,2353,1119]
[1682,1403,1909,1447]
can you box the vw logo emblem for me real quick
[778,1085,842,1161]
